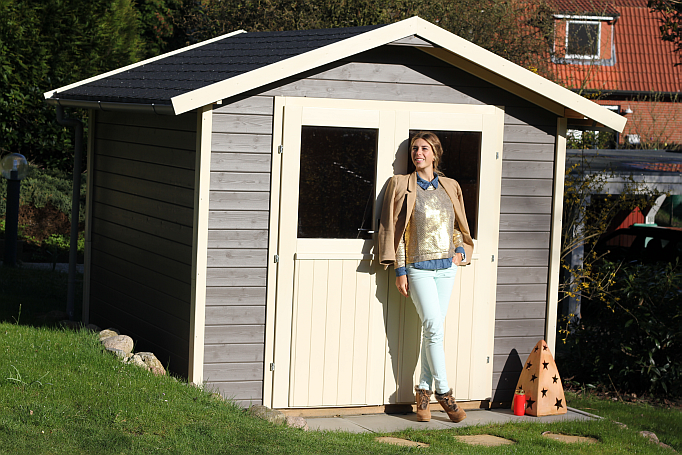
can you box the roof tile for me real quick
[551,0,680,93]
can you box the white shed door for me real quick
[269,98,503,408]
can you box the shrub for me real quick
[0,165,86,222]
[560,260,682,397]
[0,164,86,262]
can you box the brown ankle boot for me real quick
[435,389,466,423]
[414,386,432,422]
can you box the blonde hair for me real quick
[410,131,444,176]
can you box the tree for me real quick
[0,0,144,170]
[648,0,681,63]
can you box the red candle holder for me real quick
[513,389,526,416]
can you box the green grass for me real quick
[1,266,680,454]
[566,390,682,450]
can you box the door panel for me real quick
[270,98,503,408]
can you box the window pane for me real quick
[408,130,481,238]
[298,126,378,239]
[567,22,599,56]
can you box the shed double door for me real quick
[269,97,504,409]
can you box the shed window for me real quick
[298,126,378,239]
[566,21,600,58]
[407,130,481,239]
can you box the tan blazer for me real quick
[378,172,474,268]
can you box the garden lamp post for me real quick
[1,153,28,267]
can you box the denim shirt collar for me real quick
[416,173,439,190]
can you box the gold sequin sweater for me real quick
[395,183,465,270]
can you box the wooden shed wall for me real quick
[204,45,557,405]
[89,110,196,378]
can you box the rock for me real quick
[376,437,429,448]
[101,335,133,354]
[98,329,119,341]
[285,415,309,431]
[136,352,166,376]
[454,435,514,446]
[249,405,285,425]
[106,348,130,360]
[640,431,659,443]
[127,354,148,370]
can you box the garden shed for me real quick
[45,17,626,409]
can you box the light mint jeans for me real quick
[406,263,458,394]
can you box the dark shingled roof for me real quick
[56,25,385,105]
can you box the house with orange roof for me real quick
[550,0,681,148]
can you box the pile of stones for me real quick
[97,328,166,376]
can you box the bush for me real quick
[0,164,86,262]
[560,260,682,397]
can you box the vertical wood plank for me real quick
[322,260,343,405]
[351,260,371,404]
[366,261,388,404]
[290,259,314,406]
[337,259,358,405]
[307,260,329,405]
[454,264,476,400]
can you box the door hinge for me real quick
[274,255,279,263]
[491,255,495,262]
[269,362,275,371]
[487,356,490,364]
[278,145,284,154]
[496,151,499,159]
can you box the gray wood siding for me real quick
[204,97,273,405]
[207,46,557,405]
[89,110,196,378]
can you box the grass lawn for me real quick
[1,266,680,454]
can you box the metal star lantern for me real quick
[514,340,567,416]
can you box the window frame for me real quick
[565,19,601,59]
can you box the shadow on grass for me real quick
[0,265,82,327]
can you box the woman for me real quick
[378,131,474,423]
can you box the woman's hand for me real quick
[453,253,463,266]
[395,275,409,297]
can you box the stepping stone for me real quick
[542,432,598,444]
[375,437,429,447]
[454,435,515,446]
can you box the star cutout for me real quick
[534,346,539,352]
[530,374,538,382]
[543,345,548,351]
[555,398,564,410]
[526,362,533,370]
[552,375,559,384]
[542,361,549,370]
[541,388,548,398]
[526,397,536,410]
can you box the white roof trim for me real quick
[554,14,616,20]
[43,30,247,100]
[170,19,424,114]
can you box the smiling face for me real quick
[411,138,435,179]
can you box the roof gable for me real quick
[45,16,627,132]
